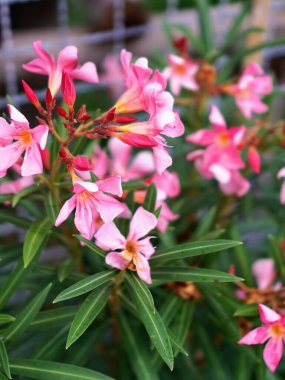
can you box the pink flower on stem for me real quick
[0,105,48,177]
[163,54,199,95]
[239,304,285,372]
[232,63,272,119]
[277,167,285,204]
[55,175,126,240]
[95,207,157,284]
[186,105,249,196]
[23,40,99,96]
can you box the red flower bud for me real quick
[57,106,68,118]
[114,115,137,124]
[73,155,92,171]
[22,80,39,105]
[172,36,188,53]
[46,88,53,105]
[76,105,91,122]
[104,107,116,123]
[61,71,76,109]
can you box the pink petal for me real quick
[278,167,285,179]
[105,251,128,270]
[96,176,123,197]
[152,170,180,198]
[73,181,99,194]
[209,164,231,184]
[8,105,29,126]
[209,105,226,128]
[33,40,54,68]
[21,144,43,176]
[128,207,157,241]
[95,222,126,250]
[93,192,126,223]
[0,117,14,142]
[263,337,283,372]
[108,138,132,172]
[252,259,275,290]
[0,144,23,172]
[55,195,77,226]
[228,126,245,146]
[162,112,185,138]
[128,151,155,179]
[259,304,281,325]
[71,62,99,83]
[153,146,172,175]
[74,199,95,240]
[186,129,215,146]
[280,182,285,204]
[22,58,50,75]
[253,76,272,95]
[57,45,78,71]
[137,236,155,259]
[31,124,49,150]
[134,253,152,284]
[238,326,269,345]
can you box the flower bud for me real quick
[61,71,76,110]
[22,80,45,113]
[248,146,260,173]
[57,106,68,118]
[73,155,92,171]
[114,115,137,124]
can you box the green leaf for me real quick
[194,0,213,53]
[222,2,250,49]
[151,240,242,263]
[32,326,69,360]
[192,206,217,239]
[234,304,259,317]
[0,315,15,326]
[126,272,174,370]
[57,259,74,283]
[152,267,243,283]
[23,217,52,268]
[0,260,31,309]
[118,312,159,380]
[44,192,59,223]
[66,283,113,348]
[0,244,22,268]
[12,185,39,207]
[172,301,194,356]
[4,283,52,342]
[73,235,105,258]
[54,270,116,303]
[122,180,147,191]
[126,272,155,312]
[143,183,157,213]
[9,359,115,380]
[0,339,11,379]
[30,306,77,331]
[0,210,30,228]
[268,235,285,282]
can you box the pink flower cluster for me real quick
[186,106,260,196]
[107,50,185,175]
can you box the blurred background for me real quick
[0,0,285,111]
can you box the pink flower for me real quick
[239,304,285,372]
[156,201,178,233]
[55,176,126,240]
[163,54,199,95]
[151,170,180,200]
[252,259,277,290]
[186,106,249,196]
[233,63,272,119]
[0,105,48,177]
[0,176,34,195]
[23,40,99,96]
[95,207,157,284]
[248,145,261,173]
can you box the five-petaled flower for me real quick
[239,304,285,372]
[23,40,99,96]
[0,105,48,177]
[95,207,157,284]
[55,175,126,240]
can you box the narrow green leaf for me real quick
[33,326,69,360]
[4,283,52,342]
[143,183,157,213]
[0,244,21,268]
[73,235,105,258]
[57,259,74,283]
[126,272,174,370]
[152,240,242,263]
[54,270,116,303]
[23,218,52,267]
[44,192,59,223]
[9,359,115,380]
[66,283,113,348]
[194,0,213,52]
[0,339,11,379]
[12,185,39,207]
[192,206,217,239]
[172,301,194,356]
[152,267,243,283]
[222,2,250,49]
[126,272,155,312]
[30,306,77,331]
[122,180,147,191]
[0,315,15,326]
[118,312,159,380]
[0,210,30,228]
[234,304,259,317]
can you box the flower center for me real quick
[125,240,138,256]
[174,64,187,75]
[270,324,285,338]
[15,129,32,147]
[216,131,230,147]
